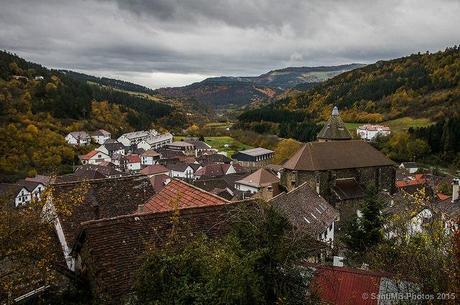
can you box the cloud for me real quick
[0,0,459,88]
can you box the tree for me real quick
[135,203,322,305]
[343,186,384,255]
[272,139,302,164]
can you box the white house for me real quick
[141,150,160,165]
[0,180,46,207]
[79,150,111,165]
[234,168,280,197]
[399,162,419,174]
[96,141,125,157]
[91,129,111,144]
[357,124,391,141]
[137,133,173,150]
[167,163,202,179]
[65,131,91,146]
[126,154,141,171]
[117,129,159,147]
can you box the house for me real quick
[47,175,155,271]
[194,163,246,179]
[141,179,230,213]
[96,140,125,157]
[0,180,45,206]
[79,150,111,165]
[65,131,91,146]
[399,162,419,174]
[231,147,274,168]
[184,139,217,155]
[70,199,247,302]
[270,183,339,244]
[140,164,169,177]
[308,265,418,305]
[192,173,249,200]
[117,129,158,147]
[282,139,396,222]
[90,129,111,144]
[235,168,280,200]
[149,174,171,193]
[140,150,160,165]
[357,124,391,141]
[165,141,196,156]
[75,164,124,178]
[136,132,173,150]
[25,175,52,185]
[317,106,352,142]
[166,162,201,179]
[126,154,141,171]
[197,153,232,165]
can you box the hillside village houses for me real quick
[357,124,391,141]
[79,150,111,165]
[90,129,111,144]
[137,132,173,150]
[65,131,91,146]
[0,179,46,207]
[231,147,274,167]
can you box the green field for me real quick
[174,136,252,156]
[345,117,432,134]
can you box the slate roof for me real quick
[91,129,111,137]
[236,168,280,188]
[25,175,52,185]
[193,173,248,192]
[51,175,154,247]
[143,179,230,213]
[197,153,232,165]
[68,131,90,140]
[74,201,246,302]
[234,147,273,157]
[283,140,396,171]
[269,183,339,237]
[317,106,352,141]
[166,162,192,172]
[184,140,212,150]
[75,164,123,178]
[140,164,169,176]
[332,178,365,200]
[102,141,125,152]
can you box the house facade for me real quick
[357,124,391,141]
[65,131,91,146]
[231,147,274,168]
[117,129,158,147]
[91,129,111,144]
[79,150,111,165]
[234,168,280,200]
[141,150,160,165]
[0,180,45,207]
[137,133,173,150]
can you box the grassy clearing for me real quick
[174,136,252,156]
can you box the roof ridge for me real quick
[51,174,145,186]
[168,179,231,203]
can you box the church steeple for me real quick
[317,106,352,142]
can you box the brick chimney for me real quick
[452,178,460,203]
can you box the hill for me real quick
[239,47,460,124]
[0,50,192,181]
[155,64,363,108]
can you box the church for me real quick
[281,107,396,220]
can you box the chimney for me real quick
[452,178,460,203]
[137,204,145,213]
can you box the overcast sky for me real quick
[1,0,459,88]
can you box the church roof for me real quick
[317,106,352,141]
[283,140,396,171]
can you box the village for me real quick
[1,107,459,304]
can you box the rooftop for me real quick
[283,140,396,171]
[140,164,169,176]
[235,147,273,157]
[236,168,279,188]
[143,179,230,213]
[317,106,352,141]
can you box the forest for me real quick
[0,51,188,182]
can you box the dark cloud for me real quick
[0,0,459,88]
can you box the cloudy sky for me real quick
[1,0,459,88]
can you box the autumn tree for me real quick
[273,138,302,164]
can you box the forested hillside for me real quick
[263,46,460,122]
[0,51,188,181]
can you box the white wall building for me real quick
[357,124,391,141]
[65,131,91,146]
[91,129,111,144]
[137,133,173,151]
[117,129,159,147]
[79,150,111,165]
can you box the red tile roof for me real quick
[126,154,141,163]
[311,265,390,305]
[140,164,169,176]
[396,174,426,188]
[143,179,230,213]
[80,150,99,160]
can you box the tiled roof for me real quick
[317,106,352,141]
[25,175,52,185]
[140,164,169,176]
[236,168,279,188]
[195,163,226,178]
[91,129,111,136]
[197,153,232,165]
[149,174,170,193]
[69,131,90,139]
[51,175,154,247]
[75,201,247,301]
[358,124,390,131]
[184,140,212,150]
[269,183,339,237]
[75,164,123,178]
[165,162,191,172]
[126,154,141,163]
[167,141,195,148]
[143,179,230,213]
[310,265,390,305]
[283,141,396,171]
[102,141,125,152]
[79,150,99,160]
[141,149,160,157]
